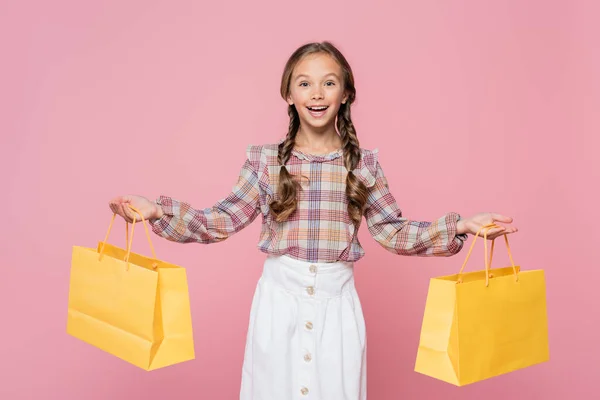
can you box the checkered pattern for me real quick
[151,141,467,263]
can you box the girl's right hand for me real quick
[108,195,163,223]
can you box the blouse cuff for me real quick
[454,213,469,242]
[150,196,176,236]
[445,212,468,255]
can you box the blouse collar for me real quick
[277,137,344,162]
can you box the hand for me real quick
[456,212,518,240]
[108,195,163,223]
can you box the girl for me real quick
[109,41,517,400]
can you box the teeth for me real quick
[309,106,327,111]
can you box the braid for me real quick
[278,105,300,166]
[338,103,368,227]
[275,41,365,225]
[269,105,302,222]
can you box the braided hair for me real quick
[270,41,368,227]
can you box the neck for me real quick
[295,125,342,151]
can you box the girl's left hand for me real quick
[457,212,518,240]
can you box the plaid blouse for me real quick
[151,141,468,263]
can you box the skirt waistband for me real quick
[261,254,355,299]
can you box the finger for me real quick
[116,203,126,222]
[118,197,132,219]
[109,195,128,206]
[109,202,118,214]
[477,227,505,238]
[110,198,125,211]
[491,213,513,224]
[109,197,119,212]
[124,204,138,223]
[489,227,520,240]
[119,203,134,223]
[128,204,143,223]
[496,225,517,234]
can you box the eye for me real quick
[325,81,336,86]
[299,82,309,87]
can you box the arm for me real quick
[150,157,261,244]
[363,160,468,257]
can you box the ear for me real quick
[287,94,294,106]
[342,91,349,104]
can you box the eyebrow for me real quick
[294,73,341,81]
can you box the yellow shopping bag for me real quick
[414,224,549,386]
[67,206,195,370]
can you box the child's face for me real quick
[287,53,348,132]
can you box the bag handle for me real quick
[456,223,518,286]
[98,205,158,270]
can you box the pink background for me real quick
[2,0,598,399]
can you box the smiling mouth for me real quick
[306,106,329,119]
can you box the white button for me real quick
[301,387,309,395]
[305,321,313,330]
[304,352,312,362]
[309,265,317,273]
[306,286,315,295]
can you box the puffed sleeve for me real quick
[150,145,262,244]
[360,149,467,256]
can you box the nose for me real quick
[311,86,324,100]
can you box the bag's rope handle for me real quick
[457,224,498,277]
[99,214,117,261]
[456,223,518,286]
[99,205,158,270]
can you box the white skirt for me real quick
[240,254,367,400]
